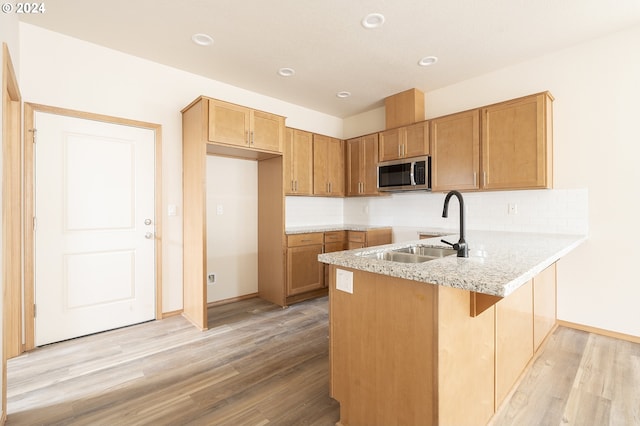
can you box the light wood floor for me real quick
[7,297,640,425]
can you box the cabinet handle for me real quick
[295,180,298,192]
[483,171,487,186]
[291,180,295,192]
[245,131,250,146]
[473,172,477,187]
[329,182,332,193]
[398,144,401,158]
[251,131,254,146]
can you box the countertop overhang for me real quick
[286,224,391,234]
[318,230,587,297]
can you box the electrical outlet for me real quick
[508,203,518,215]
[208,273,216,283]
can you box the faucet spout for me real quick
[441,190,469,258]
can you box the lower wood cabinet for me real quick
[347,228,392,249]
[286,233,324,297]
[329,262,558,426]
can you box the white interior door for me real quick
[34,111,156,346]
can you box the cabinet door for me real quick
[533,263,556,351]
[404,121,429,158]
[482,93,552,190]
[285,129,313,195]
[379,128,402,162]
[286,244,324,296]
[346,138,362,196]
[431,110,480,192]
[495,280,533,406]
[208,99,250,147]
[361,133,379,195]
[315,135,343,196]
[327,138,345,196]
[313,134,330,195]
[252,110,284,153]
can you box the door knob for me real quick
[144,219,152,225]
[145,232,153,239]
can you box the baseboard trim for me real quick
[557,320,640,344]
[207,293,259,308]
[161,309,183,319]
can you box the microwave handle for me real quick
[410,161,416,186]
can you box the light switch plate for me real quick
[336,268,353,294]
[168,204,177,216]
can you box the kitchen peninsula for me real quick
[319,231,585,426]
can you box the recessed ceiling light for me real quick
[192,33,214,46]
[278,67,296,77]
[361,13,385,29]
[336,91,351,98]
[418,56,438,66]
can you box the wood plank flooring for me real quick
[7,297,640,425]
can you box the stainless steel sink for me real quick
[361,245,456,263]
[392,245,457,258]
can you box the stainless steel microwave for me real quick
[377,156,431,192]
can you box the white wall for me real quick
[19,23,343,313]
[1,10,20,419]
[285,196,344,227]
[206,156,258,303]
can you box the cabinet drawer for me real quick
[325,231,346,243]
[325,242,346,253]
[287,232,324,247]
[348,231,366,243]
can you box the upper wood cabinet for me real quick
[347,133,379,196]
[313,134,345,196]
[284,128,313,195]
[379,121,429,162]
[430,109,480,192]
[208,98,284,153]
[481,92,553,190]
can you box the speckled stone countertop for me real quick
[318,230,586,297]
[286,224,392,235]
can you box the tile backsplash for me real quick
[286,188,588,236]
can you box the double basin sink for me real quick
[360,244,456,264]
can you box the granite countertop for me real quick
[285,224,392,235]
[318,230,586,297]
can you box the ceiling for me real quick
[20,0,640,118]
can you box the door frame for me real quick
[23,103,163,351]
[2,42,22,418]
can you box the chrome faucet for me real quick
[441,190,469,258]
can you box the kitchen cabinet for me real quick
[328,262,558,426]
[323,231,347,288]
[533,263,556,351]
[284,128,313,195]
[324,231,347,253]
[430,109,480,192]
[208,98,284,153]
[481,92,553,190]
[346,133,379,196]
[182,96,286,328]
[347,228,392,250]
[495,279,534,406]
[378,121,429,162]
[286,233,324,296]
[313,134,345,196]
